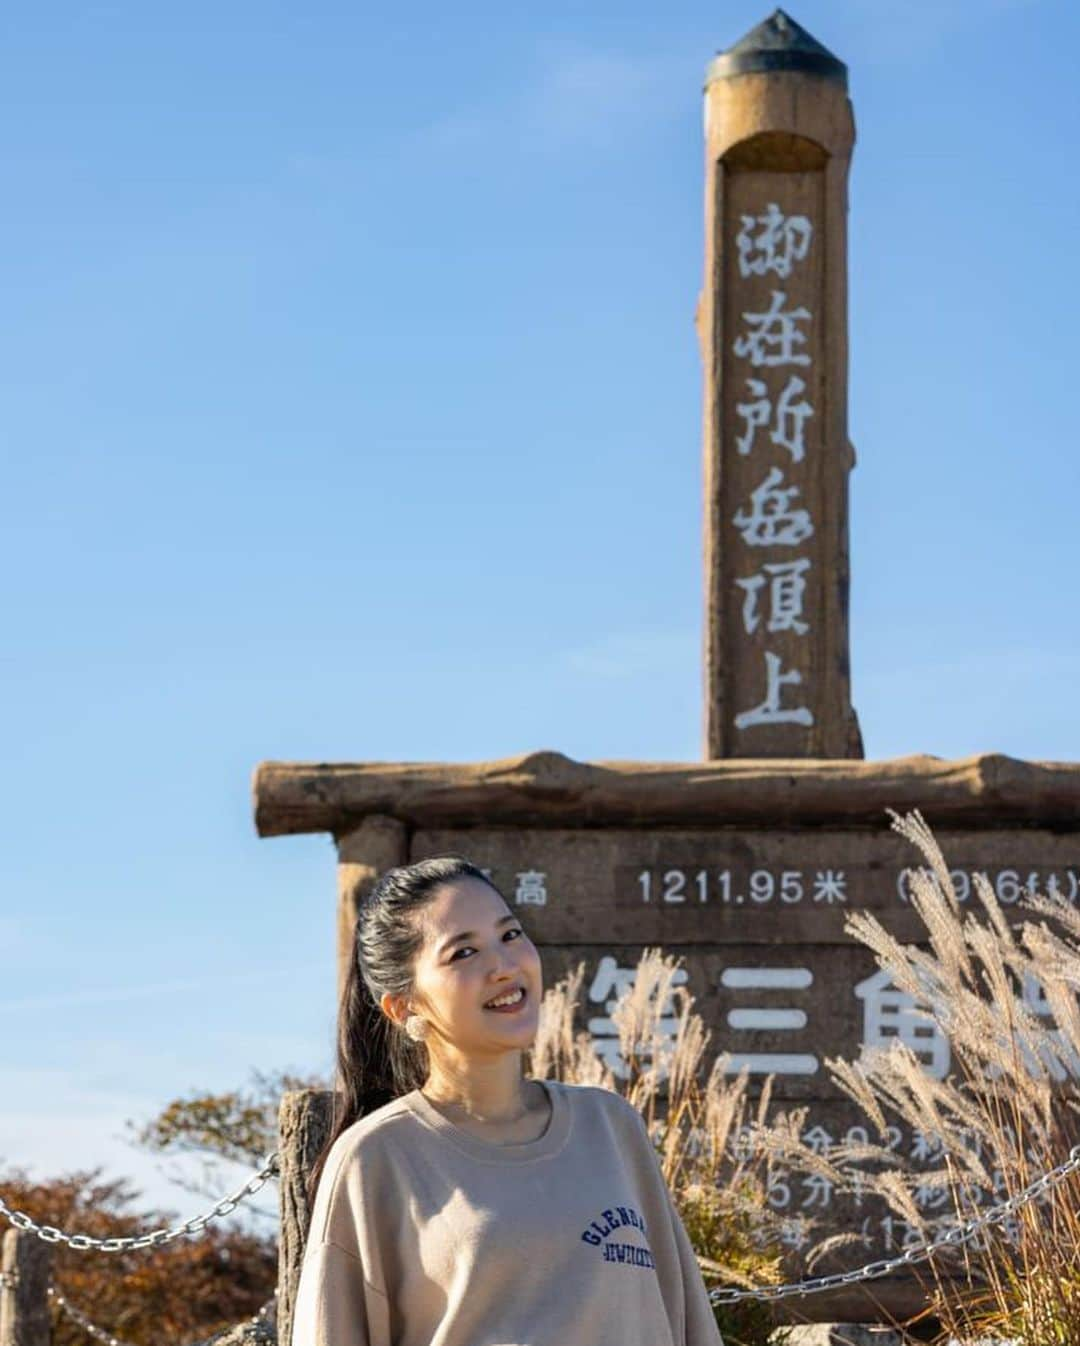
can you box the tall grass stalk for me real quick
[526,950,861,1345]
[753,807,1080,1344]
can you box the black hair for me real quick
[305,855,502,1207]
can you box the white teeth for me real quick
[485,988,525,1008]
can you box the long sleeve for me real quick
[290,1239,392,1346]
[626,1105,725,1346]
[664,1192,726,1346]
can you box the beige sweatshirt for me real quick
[291,1078,725,1346]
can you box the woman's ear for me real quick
[380,990,409,1028]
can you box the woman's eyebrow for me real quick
[437,913,518,955]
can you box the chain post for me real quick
[1,1228,52,1346]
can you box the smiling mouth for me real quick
[483,987,527,1011]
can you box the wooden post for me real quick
[335,815,408,1010]
[700,8,863,760]
[277,1089,336,1346]
[0,1229,52,1346]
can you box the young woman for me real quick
[291,855,725,1346]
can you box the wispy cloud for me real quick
[560,627,697,679]
[858,647,1080,687]
[856,648,1080,760]
[837,0,1041,63]
[0,915,32,953]
[0,963,326,1013]
[519,48,669,147]
[410,43,682,158]
[0,1066,277,1228]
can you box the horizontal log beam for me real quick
[252,749,1080,838]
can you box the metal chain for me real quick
[707,1142,1080,1304]
[0,1152,279,1251]
[48,1282,278,1346]
[0,1154,280,1346]
[5,1140,1079,1309]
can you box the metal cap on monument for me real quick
[706,9,848,88]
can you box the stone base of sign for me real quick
[774,1329,903,1346]
[193,1318,275,1346]
[775,1332,1016,1346]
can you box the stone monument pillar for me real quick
[700,8,864,760]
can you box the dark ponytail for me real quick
[305,855,501,1207]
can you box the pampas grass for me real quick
[525,809,1080,1344]
[525,946,844,1345]
[758,808,1080,1344]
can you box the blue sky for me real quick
[1,0,1078,1230]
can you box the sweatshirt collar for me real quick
[401,1078,570,1164]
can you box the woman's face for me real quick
[404,876,543,1056]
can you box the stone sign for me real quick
[407,827,1080,1101]
[255,750,1080,1320]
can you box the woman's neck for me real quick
[421,1051,533,1124]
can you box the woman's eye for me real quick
[449,929,523,962]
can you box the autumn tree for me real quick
[2,1066,327,1345]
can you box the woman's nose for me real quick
[486,945,519,976]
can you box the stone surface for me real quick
[335,813,408,1007]
[412,823,1080,947]
[775,1328,902,1346]
[196,1316,276,1346]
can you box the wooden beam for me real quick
[252,748,1080,837]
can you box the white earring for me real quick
[404,1014,428,1042]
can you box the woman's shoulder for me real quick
[307,1096,428,1248]
[320,1093,423,1176]
[339,1092,419,1145]
[544,1078,646,1131]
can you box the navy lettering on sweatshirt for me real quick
[579,1205,655,1270]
